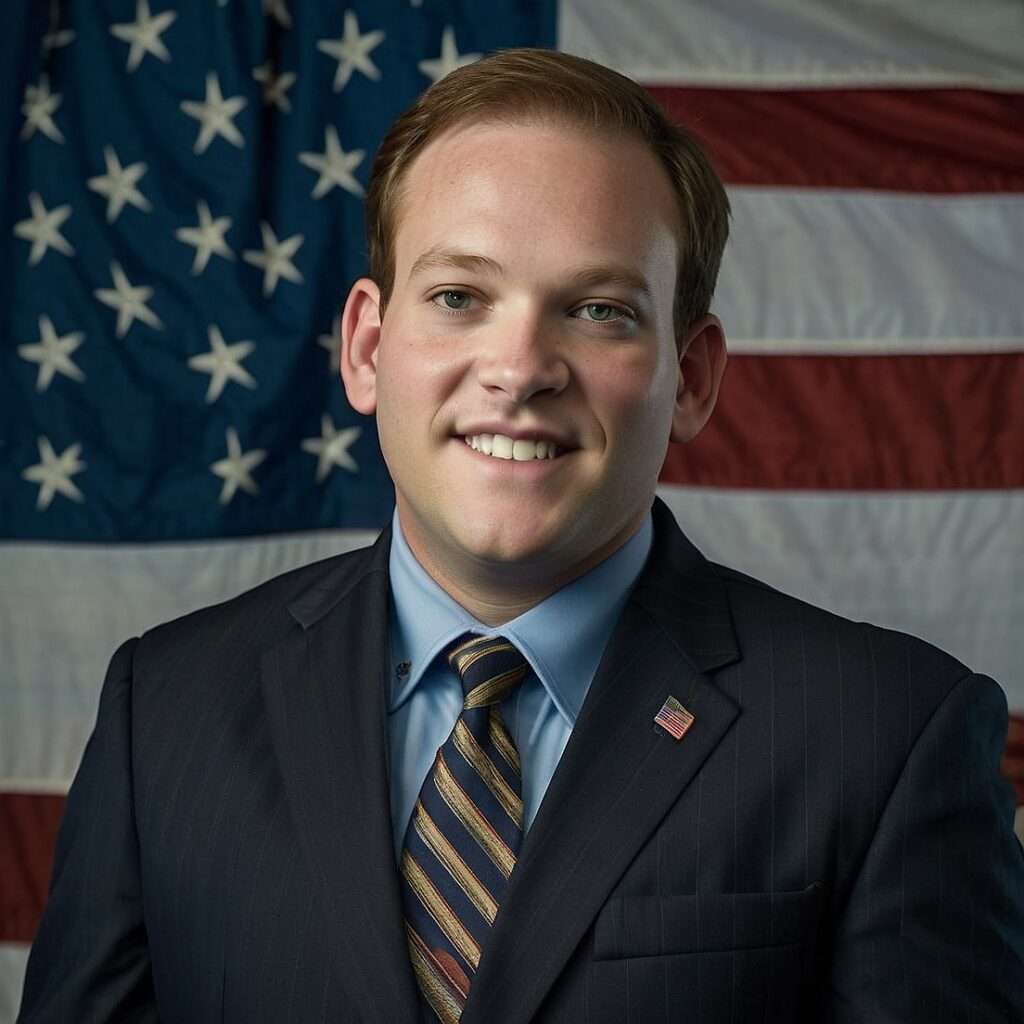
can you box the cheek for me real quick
[380,317,466,383]
[374,332,463,445]
[587,349,672,429]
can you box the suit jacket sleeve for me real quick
[824,671,1024,1022]
[18,638,159,1023]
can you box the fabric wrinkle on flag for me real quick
[1,1,1021,1014]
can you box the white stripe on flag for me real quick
[725,336,1024,356]
[0,530,377,788]
[0,945,28,1024]
[656,486,1024,707]
[717,189,1024,354]
[560,0,1024,88]
[3,492,1022,789]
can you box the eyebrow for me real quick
[409,247,502,280]
[407,247,653,301]
[569,264,653,301]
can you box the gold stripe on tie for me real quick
[446,634,490,664]
[401,850,482,970]
[414,800,499,925]
[463,664,529,709]
[448,636,511,675]
[406,923,466,1024]
[489,710,521,774]
[433,751,517,877]
[453,720,524,827]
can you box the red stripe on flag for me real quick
[647,88,1024,193]
[662,352,1024,490]
[0,793,64,943]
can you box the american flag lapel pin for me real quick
[654,696,695,741]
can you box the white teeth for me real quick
[464,433,560,461]
[512,439,536,461]
[491,434,514,459]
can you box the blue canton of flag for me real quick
[2,0,556,542]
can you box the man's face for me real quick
[343,119,722,597]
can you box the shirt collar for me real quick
[387,509,653,725]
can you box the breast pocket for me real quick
[594,882,825,960]
[585,883,825,1024]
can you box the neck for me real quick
[397,513,645,626]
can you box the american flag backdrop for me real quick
[1,0,1022,1015]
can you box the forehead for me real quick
[391,119,681,287]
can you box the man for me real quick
[19,48,1024,1023]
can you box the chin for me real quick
[453,516,567,569]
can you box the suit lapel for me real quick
[464,501,742,1024]
[261,527,420,1024]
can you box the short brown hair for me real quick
[365,48,730,338]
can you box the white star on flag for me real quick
[14,192,75,265]
[253,62,296,112]
[317,10,385,93]
[42,25,76,51]
[22,437,86,510]
[262,0,291,29]
[318,314,341,374]
[175,200,234,274]
[41,0,75,54]
[301,415,361,482]
[21,75,64,143]
[242,221,304,296]
[42,0,76,53]
[181,72,247,154]
[94,261,164,338]
[298,126,365,199]
[18,315,86,392]
[418,26,481,83]
[110,0,177,72]
[210,427,266,504]
[87,146,153,223]
[188,325,257,403]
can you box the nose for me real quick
[474,311,570,405]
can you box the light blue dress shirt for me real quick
[386,509,653,859]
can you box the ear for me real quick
[340,277,383,415]
[670,314,728,444]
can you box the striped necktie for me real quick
[400,634,529,1023]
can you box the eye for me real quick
[572,303,633,325]
[430,290,475,314]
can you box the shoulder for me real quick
[130,537,385,679]
[646,498,985,712]
[706,558,1000,719]
[697,562,1013,854]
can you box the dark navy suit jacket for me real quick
[19,500,1024,1022]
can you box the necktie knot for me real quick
[448,634,529,710]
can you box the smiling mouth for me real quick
[463,433,561,461]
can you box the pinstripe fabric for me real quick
[400,635,529,1023]
[17,503,1024,1023]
